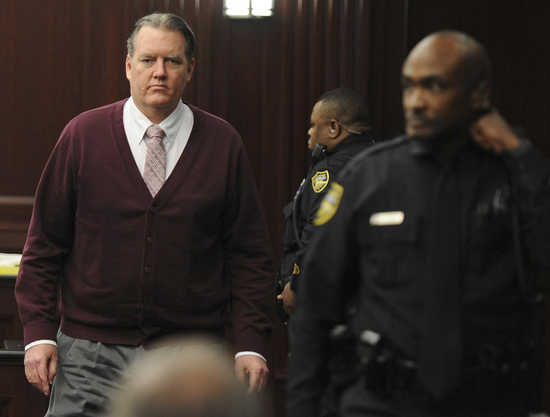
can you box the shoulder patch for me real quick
[313,182,344,226]
[311,170,330,193]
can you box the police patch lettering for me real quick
[314,182,344,226]
[311,170,330,193]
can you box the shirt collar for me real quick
[328,133,375,154]
[408,130,471,167]
[126,97,186,148]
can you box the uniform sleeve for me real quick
[15,126,77,345]
[300,174,332,246]
[222,142,275,357]
[505,142,550,291]
[287,167,363,417]
[291,168,338,291]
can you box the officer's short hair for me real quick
[317,88,371,133]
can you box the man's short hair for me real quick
[317,88,371,133]
[127,12,196,62]
[108,337,266,417]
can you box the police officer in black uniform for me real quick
[288,31,550,417]
[277,88,374,316]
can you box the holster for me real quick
[357,333,417,399]
[275,273,290,323]
[356,330,540,413]
[320,325,361,417]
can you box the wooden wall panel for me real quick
[0,278,22,342]
[0,3,396,416]
[3,1,547,252]
[2,0,550,415]
[0,0,403,259]
[405,0,550,156]
[0,277,50,417]
[0,361,49,417]
[211,0,407,259]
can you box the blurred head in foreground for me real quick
[108,337,266,417]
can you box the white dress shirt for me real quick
[123,97,193,178]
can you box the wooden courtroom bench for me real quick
[0,270,48,417]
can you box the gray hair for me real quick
[107,337,267,417]
[127,12,196,62]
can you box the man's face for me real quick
[402,38,473,140]
[126,26,195,123]
[307,101,332,150]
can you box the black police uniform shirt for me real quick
[287,132,550,416]
[279,134,374,291]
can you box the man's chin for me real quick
[406,127,438,140]
[146,98,178,109]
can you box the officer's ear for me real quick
[328,120,340,138]
[470,80,491,113]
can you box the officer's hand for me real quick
[470,110,521,154]
[235,354,269,393]
[277,282,296,315]
[24,344,57,396]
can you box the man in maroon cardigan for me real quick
[15,12,274,416]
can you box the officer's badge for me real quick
[292,263,300,275]
[313,182,344,226]
[311,170,330,193]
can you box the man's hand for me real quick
[470,110,521,154]
[235,354,269,393]
[276,282,296,315]
[24,344,57,396]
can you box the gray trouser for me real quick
[45,331,145,417]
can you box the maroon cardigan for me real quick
[15,99,274,355]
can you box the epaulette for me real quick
[339,136,408,177]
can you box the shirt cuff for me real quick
[25,340,57,351]
[234,351,267,362]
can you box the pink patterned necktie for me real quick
[143,124,166,197]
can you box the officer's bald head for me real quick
[408,30,492,93]
[402,31,493,139]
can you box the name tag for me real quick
[369,211,404,226]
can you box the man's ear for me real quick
[186,57,196,83]
[471,80,491,112]
[329,120,340,138]
[125,55,132,81]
